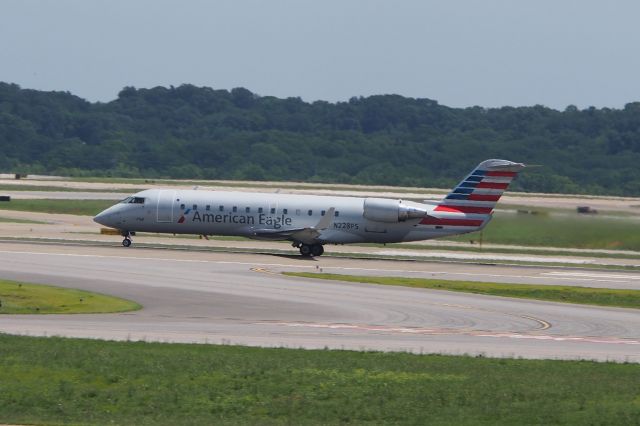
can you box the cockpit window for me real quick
[120,196,145,204]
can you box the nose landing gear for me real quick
[121,231,132,247]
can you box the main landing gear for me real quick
[121,231,132,247]
[294,242,324,257]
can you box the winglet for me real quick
[315,207,335,230]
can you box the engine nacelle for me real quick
[362,198,429,223]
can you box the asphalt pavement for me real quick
[0,242,638,362]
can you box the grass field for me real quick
[0,334,638,425]
[0,279,141,314]
[448,211,640,250]
[285,273,640,309]
[0,199,114,216]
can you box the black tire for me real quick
[122,238,132,247]
[299,244,312,256]
[311,244,324,257]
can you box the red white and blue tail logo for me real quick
[420,159,525,229]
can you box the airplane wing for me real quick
[249,207,335,244]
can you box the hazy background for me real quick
[1,0,639,109]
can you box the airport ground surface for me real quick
[1,242,639,363]
[1,177,640,363]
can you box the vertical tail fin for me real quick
[420,159,525,230]
[438,159,525,213]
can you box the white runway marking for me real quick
[542,271,640,280]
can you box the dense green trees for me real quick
[1,82,639,195]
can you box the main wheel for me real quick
[122,238,132,247]
[310,244,324,257]
[299,244,312,256]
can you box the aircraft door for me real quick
[156,190,175,222]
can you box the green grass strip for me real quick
[285,272,640,309]
[0,279,141,314]
[447,211,640,251]
[0,334,639,425]
[0,199,114,216]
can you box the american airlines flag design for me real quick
[177,208,191,223]
[420,159,525,228]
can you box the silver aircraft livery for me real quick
[94,159,525,256]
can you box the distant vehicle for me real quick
[94,159,525,256]
[577,206,598,214]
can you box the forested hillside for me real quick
[1,82,639,195]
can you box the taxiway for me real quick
[0,242,639,362]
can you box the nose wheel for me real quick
[121,231,132,247]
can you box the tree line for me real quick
[1,82,639,195]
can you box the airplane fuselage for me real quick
[96,189,463,245]
[94,159,525,256]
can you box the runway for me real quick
[0,242,639,362]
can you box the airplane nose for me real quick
[93,210,109,226]
[94,208,118,227]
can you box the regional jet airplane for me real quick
[94,159,524,256]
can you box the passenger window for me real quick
[245,207,250,213]
[308,210,313,216]
[180,204,185,210]
[321,210,326,216]
[258,207,263,213]
[283,208,288,215]
[232,206,237,213]
[296,209,301,216]
[219,205,224,212]
[193,204,197,210]
[335,211,340,217]
[206,205,211,211]
[270,208,276,214]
